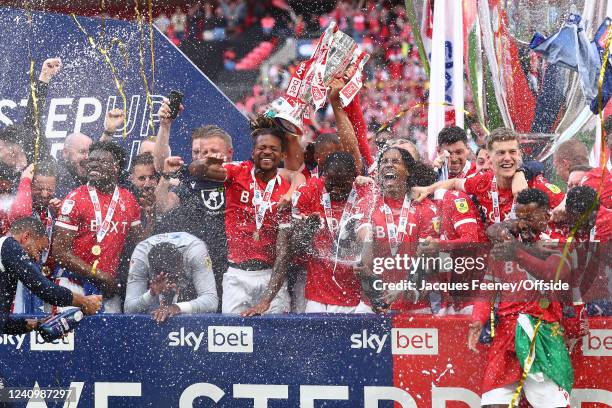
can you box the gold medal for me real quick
[91,245,102,256]
[539,298,550,309]
[253,231,260,241]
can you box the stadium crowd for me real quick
[237,0,434,161]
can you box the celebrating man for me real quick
[1,217,101,336]
[414,128,564,226]
[52,141,152,312]
[469,188,574,408]
[186,117,298,314]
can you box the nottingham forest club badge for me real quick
[454,198,469,214]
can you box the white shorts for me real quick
[304,300,357,314]
[480,374,570,408]
[222,266,290,314]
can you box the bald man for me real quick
[56,132,92,199]
[552,139,589,183]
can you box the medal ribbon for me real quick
[251,169,278,233]
[88,185,120,243]
[590,225,597,242]
[491,175,502,223]
[321,187,358,235]
[382,194,412,256]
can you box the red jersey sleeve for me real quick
[223,161,248,184]
[462,171,489,196]
[443,192,483,242]
[530,175,565,209]
[8,177,33,224]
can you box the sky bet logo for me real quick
[0,332,74,351]
[583,329,612,357]
[350,328,438,355]
[168,326,253,353]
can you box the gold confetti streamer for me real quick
[72,14,128,138]
[148,0,155,91]
[24,1,42,167]
[134,0,155,135]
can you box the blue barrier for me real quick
[1,314,394,407]
[0,7,251,163]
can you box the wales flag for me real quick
[515,314,574,393]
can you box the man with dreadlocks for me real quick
[188,116,302,314]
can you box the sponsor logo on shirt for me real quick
[454,198,469,214]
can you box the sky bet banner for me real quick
[0,7,251,163]
[0,315,610,407]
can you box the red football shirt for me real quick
[55,185,141,278]
[294,177,372,306]
[579,167,612,242]
[462,171,565,226]
[364,195,438,311]
[438,190,487,243]
[224,161,291,265]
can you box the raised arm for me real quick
[22,58,61,163]
[329,78,363,174]
[283,135,304,172]
[100,108,125,142]
[153,97,183,172]
[8,165,34,224]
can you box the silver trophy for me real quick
[268,23,363,136]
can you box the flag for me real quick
[426,0,464,161]
[530,13,600,103]
[515,314,574,393]
[420,0,433,56]
[463,0,485,126]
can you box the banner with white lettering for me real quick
[0,315,609,407]
[0,7,250,163]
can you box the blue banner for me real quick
[0,7,251,163]
[0,315,394,407]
